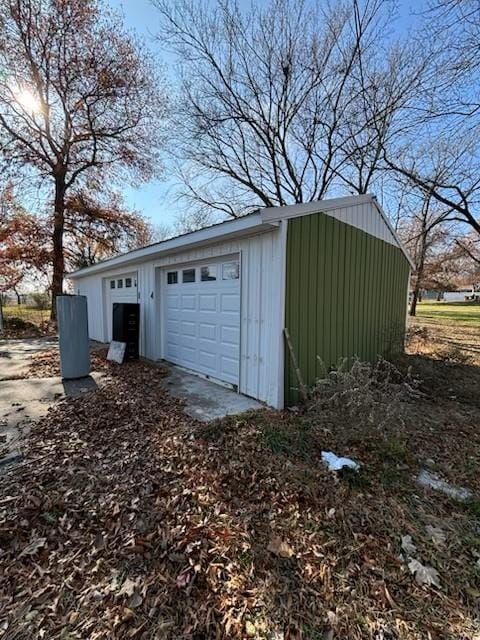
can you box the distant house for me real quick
[408,289,441,303]
[1,292,27,305]
[422,289,442,301]
[443,287,479,302]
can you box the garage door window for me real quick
[222,261,239,280]
[110,280,115,289]
[125,277,132,288]
[167,271,178,284]
[117,279,123,288]
[201,265,217,281]
[182,269,196,283]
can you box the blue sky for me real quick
[108,0,178,227]
[108,0,427,228]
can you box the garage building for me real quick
[69,194,413,408]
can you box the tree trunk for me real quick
[0,296,4,333]
[409,287,420,316]
[51,176,66,320]
[409,224,428,317]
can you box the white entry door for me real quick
[163,256,240,386]
[105,272,138,341]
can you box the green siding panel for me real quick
[285,213,410,405]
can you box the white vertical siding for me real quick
[75,274,105,342]
[151,227,286,407]
[137,263,156,360]
[322,201,398,246]
[239,228,285,406]
[72,225,286,408]
[261,197,401,249]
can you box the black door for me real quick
[112,303,140,361]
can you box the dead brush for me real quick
[406,325,431,354]
[437,343,473,366]
[310,357,422,433]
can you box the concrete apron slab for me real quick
[162,365,264,422]
[0,337,105,381]
[0,374,102,468]
[0,336,58,379]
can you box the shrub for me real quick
[438,344,473,366]
[381,321,408,358]
[5,317,36,330]
[29,292,50,310]
[406,325,431,353]
[309,357,422,433]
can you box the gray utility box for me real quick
[56,295,91,379]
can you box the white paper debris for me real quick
[416,469,472,501]
[321,451,360,472]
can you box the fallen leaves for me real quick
[127,591,143,609]
[407,559,442,589]
[401,535,417,556]
[401,529,445,590]
[0,349,478,639]
[18,536,47,558]
[176,568,194,589]
[116,577,137,598]
[267,535,295,558]
[426,525,446,548]
[6,345,114,380]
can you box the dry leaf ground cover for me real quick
[26,346,111,378]
[0,316,56,340]
[0,345,109,381]
[0,309,480,639]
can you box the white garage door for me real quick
[163,256,240,386]
[105,272,138,341]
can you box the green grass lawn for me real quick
[416,301,480,326]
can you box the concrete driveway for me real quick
[0,336,58,379]
[0,337,100,467]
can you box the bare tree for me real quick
[397,187,452,315]
[382,1,480,253]
[0,0,166,316]
[426,0,480,114]
[454,231,480,278]
[155,0,423,218]
[174,208,219,235]
[384,136,480,256]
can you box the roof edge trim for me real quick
[260,194,374,222]
[370,197,415,270]
[261,193,415,269]
[69,213,268,279]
